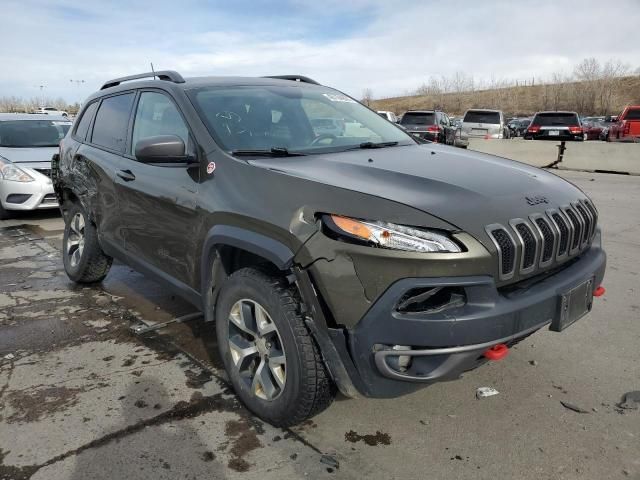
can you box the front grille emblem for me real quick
[525,195,549,206]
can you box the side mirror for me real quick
[135,135,188,163]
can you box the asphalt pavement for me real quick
[0,170,639,480]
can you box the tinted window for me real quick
[532,113,579,126]
[463,111,501,124]
[400,112,435,125]
[625,108,640,120]
[91,93,135,152]
[0,120,71,147]
[74,102,98,141]
[131,92,189,153]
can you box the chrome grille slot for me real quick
[584,201,598,238]
[512,221,537,272]
[575,203,591,243]
[532,216,555,265]
[550,212,570,257]
[487,226,516,280]
[563,207,582,252]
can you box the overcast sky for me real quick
[2,0,639,103]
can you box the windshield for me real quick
[400,112,435,125]
[532,113,579,126]
[463,111,501,124]
[188,85,414,154]
[0,120,71,147]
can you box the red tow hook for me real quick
[484,343,509,361]
[593,285,606,297]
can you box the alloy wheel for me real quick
[227,299,287,401]
[66,212,85,268]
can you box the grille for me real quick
[552,213,569,255]
[35,168,52,178]
[564,209,582,250]
[487,200,598,281]
[489,228,515,276]
[535,218,555,263]
[515,223,536,269]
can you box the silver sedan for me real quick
[0,114,71,219]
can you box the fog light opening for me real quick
[396,286,466,314]
[387,345,413,373]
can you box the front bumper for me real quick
[0,178,58,211]
[342,240,605,398]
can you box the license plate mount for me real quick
[551,277,594,332]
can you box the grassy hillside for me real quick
[371,76,640,117]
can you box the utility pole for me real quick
[39,85,45,108]
[70,79,85,106]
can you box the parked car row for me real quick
[379,104,640,144]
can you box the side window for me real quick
[73,102,98,141]
[131,92,189,153]
[91,93,135,152]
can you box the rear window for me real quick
[0,120,71,147]
[463,111,500,124]
[624,108,640,120]
[91,93,135,152]
[74,102,98,141]
[532,112,579,126]
[400,112,435,125]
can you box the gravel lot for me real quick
[1,169,639,480]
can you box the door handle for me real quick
[116,169,136,182]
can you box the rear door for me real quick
[115,89,200,288]
[76,94,135,250]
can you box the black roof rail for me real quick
[263,75,320,85]
[100,70,185,90]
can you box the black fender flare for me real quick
[200,225,295,322]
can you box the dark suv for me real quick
[54,71,606,426]
[525,111,584,141]
[399,110,455,144]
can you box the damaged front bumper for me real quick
[298,231,606,399]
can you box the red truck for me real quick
[607,105,640,142]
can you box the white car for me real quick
[377,110,398,123]
[34,106,69,117]
[0,114,72,219]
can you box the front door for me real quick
[115,90,200,288]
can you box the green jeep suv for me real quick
[54,71,606,426]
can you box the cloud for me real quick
[1,0,639,102]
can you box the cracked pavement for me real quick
[1,170,639,479]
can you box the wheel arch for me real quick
[200,225,295,323]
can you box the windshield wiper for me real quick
[357,141,399,149]
[231,147,306,157]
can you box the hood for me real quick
[249,144,587,243]
[0,146,58,164]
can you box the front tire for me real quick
[0,203,14,220]
[216,267,335,426]
[62,202,112,283]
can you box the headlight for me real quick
[0,157,34,182]
[324,214,462,253]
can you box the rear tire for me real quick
[62,202,112,283]
[216,267,335,426]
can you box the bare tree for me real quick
[361,88,373,106]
